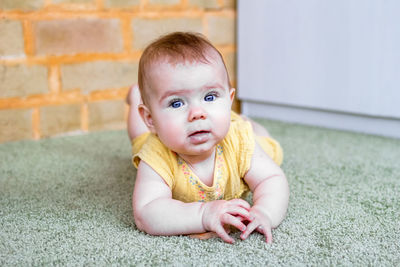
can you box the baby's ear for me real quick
[138,104,156,134]
[229,88,236,103]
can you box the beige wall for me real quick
[0,0,237,143]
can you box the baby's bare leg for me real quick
[127,85,149,141]
[240,115,270,137]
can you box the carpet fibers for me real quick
[1,119,399,266]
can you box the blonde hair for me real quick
[138,32,231,103]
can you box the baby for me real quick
[128,32,289,244]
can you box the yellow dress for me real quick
[132,112,283,203]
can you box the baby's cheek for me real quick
[166,125,182,137]
[160,123,184,145]
[214,114,231,136]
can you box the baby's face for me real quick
[143,56,234,159]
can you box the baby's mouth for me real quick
[189,130,210,137]
[188,130,211,144]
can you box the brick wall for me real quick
[0,0,237,143]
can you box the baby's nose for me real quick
[188,105,207,122]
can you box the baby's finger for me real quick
[234,215,248,222]
[215,224,235,244]
[240,220,258,240]
[221,213,247,232]
[258,225,273,244]
[227,206,252,221]
[228,198,251,210]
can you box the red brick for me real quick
[0,109,32,143]
[61,61,138,94]
[40,104,81,137]
[0,20,25,58]
[207,15,235,45]
[148,0,179,5]
[34,19,123,55]
[104,0,140,8]
[52,0,94,3]
[0,64,49,98]
[0,0,43,11]
[222,0,236,9]
[131,18,203,50]
[222,51,236,83]
[88,100,125,131]
[188,0,219,9]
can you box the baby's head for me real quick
[138,32,231,104]
[137,32,235,157]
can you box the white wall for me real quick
[238,0,400,138]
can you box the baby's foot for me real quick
[188,232,220,240]
[126,84,148,140]
[188,225,231,240]
[240,114,271,137]
[126,84,142,106]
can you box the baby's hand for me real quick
[201,199,252,244]
[240,206,273,243]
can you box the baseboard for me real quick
[241,100,400,139]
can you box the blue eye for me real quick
[170,100,183,108]
[204,93,216,102]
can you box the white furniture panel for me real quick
[238,0,400,138]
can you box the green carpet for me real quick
[1,119,399,266]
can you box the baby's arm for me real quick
[240,143,290,243]
[133,160,252,243]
